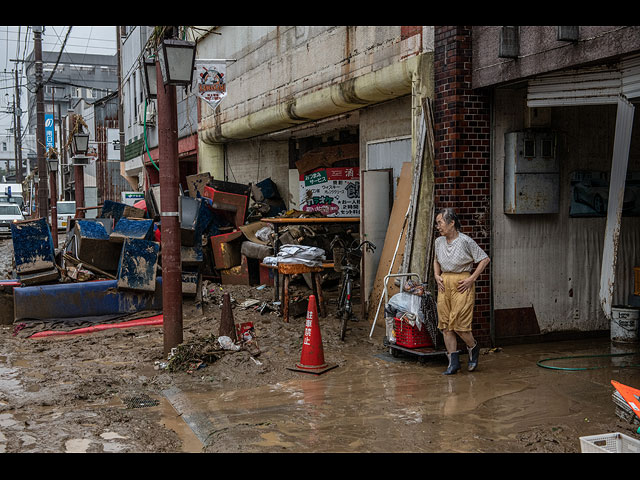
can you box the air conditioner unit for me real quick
[137,101,156,126]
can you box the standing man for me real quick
[434,207,490,375]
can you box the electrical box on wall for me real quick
[504,131,559,214]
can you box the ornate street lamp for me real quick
[71,131,89,156]
[142,55,158,99]
[71,131,90,166]
[46,150,58,172]
[157,38,196,86]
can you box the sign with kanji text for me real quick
[45,114,55,148]
[299,167,360,217]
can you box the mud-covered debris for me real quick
[165,334,224,372]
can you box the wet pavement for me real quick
[165,337,639,453]
[1,236,639,453]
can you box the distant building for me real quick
[118,26,198,192]
[24,50,118,138]
[24,49,125,209]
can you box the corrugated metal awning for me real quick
[527,54,640,107]
[622,55,640,99]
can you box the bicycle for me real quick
[330,237,376,340]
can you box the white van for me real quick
[0,202,25,236]
[55,201,76,231]
[0,183,24,213]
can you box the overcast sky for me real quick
[0,26,117,135]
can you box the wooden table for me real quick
[262,216,360,302]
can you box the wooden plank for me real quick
[262,216,360,224]
[401,98,428,275]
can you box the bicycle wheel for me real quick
[340,309,348,340]
[340,278,352,340]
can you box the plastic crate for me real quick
[579,432,640,453]
[394,317,433,349]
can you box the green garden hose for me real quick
[144,99,160,172]
[537,352,640,371]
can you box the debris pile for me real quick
[4,172,358,331]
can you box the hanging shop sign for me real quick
[299,167,360,217]
[194,60,227,109]
[45,114,55,148]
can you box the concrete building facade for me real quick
[193,26,435,322]
[468,26,640,345]
[119,26,199,193]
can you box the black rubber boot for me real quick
[468,342,480,371]
[443,352,460,375]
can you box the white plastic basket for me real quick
[579,432,640,453]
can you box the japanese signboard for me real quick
[45,114,55,149]
[194,60,227,109]
[299,167,360,217]
[107,128,120,161]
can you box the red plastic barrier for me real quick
[29,315,163,338]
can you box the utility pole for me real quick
[11,95,18,178]
[49,86,58,239]
[14,67,23,183]
[116,27,125,165]
[33,26,48,220]
[156,31,183,356]
[71,111,85,218]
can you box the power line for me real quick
[45,26,72,84]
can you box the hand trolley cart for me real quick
[383,273,455,363]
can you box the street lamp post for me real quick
[47,149,59,240]
[154,30,196,356]
[70,121,89,218]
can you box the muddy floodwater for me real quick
[0,237,639,453]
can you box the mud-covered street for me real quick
[1,235,639,453]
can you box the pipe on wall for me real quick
[199,54,430,145]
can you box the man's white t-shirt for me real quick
[435,232,488,273]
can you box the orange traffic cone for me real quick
[219,293,237,342]
[612,380,640,420]
[288,295,337,375]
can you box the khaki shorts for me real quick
[437,272,474,332]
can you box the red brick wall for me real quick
[434,26,492,347]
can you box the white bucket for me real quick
[611,305,640,344]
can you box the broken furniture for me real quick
[251,177,287,218]
[116,238,160,292]
[262,216,360,301]
[10,217,59,285]
[203,186,248,228]
[186,172,212,199]
[100,199,145,224]
[241,241,274,286]
[210,230,244,269]
[278,263,325,323]
[256,262,328,322]
[110,218,154,243]
[72,219,122,273]
[180,196,214,246]
[0,280,20,325]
